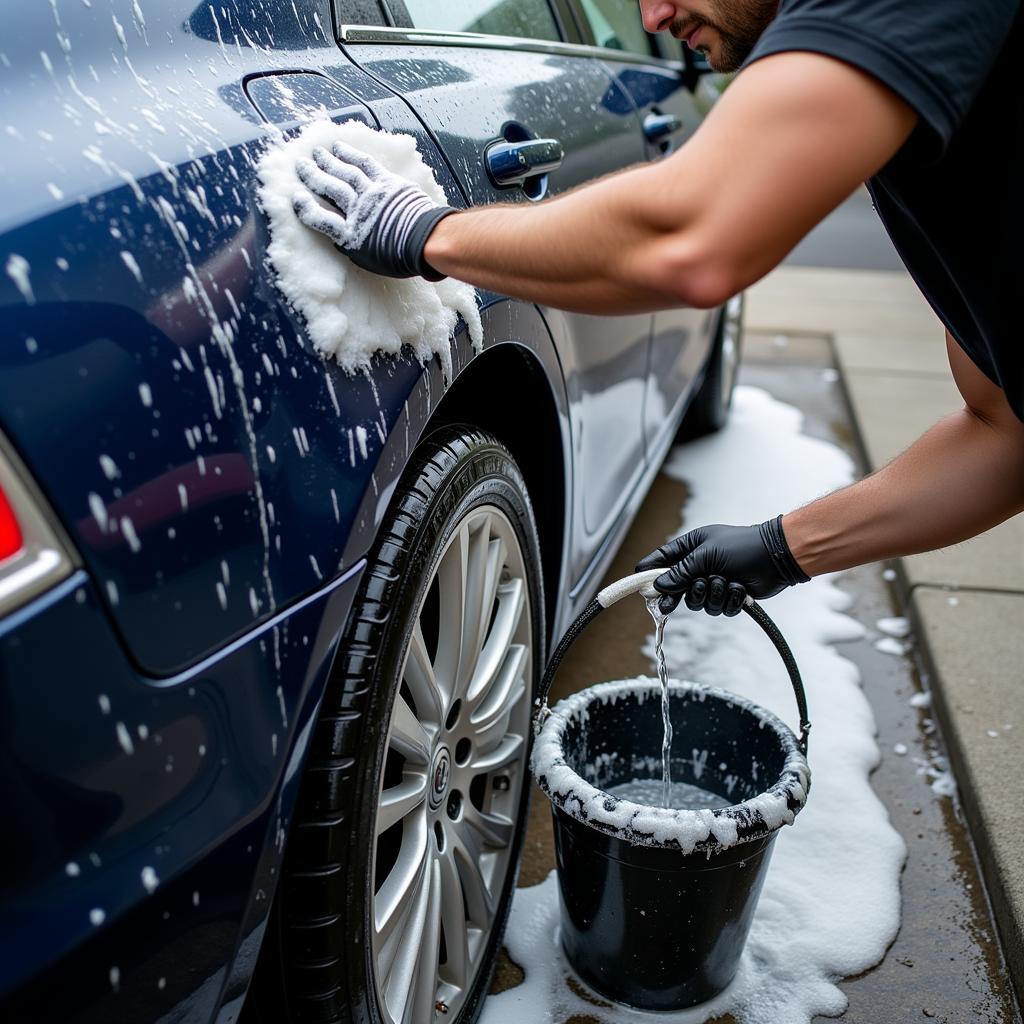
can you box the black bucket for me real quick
[531,574,811,1012]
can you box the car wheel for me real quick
[677,292,744,440]
[271,427,543,1024]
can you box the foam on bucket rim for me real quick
[531,678,811,854]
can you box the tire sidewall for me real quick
[716,292,744,424]
[677,295,744,441]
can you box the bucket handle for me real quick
[534,570,811,755]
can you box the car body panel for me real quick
[335,301,575,633]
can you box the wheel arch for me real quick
[341,299,572,649]
[424,343,567,648]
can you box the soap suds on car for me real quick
[257,119,482,382]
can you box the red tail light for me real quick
[0,485,23,561]
[0,436,74,616]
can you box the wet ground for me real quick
[492,331,1022,1023]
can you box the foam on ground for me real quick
[256,119,482,380]
[484,386,906,1024]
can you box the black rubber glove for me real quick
[635,516,810,615]
[292,141,456,280]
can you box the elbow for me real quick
[675,272,741,310]
[654,239,746,310]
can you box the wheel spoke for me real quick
[434,521,468,692]
[381,847,433,1024]
[457,517,490,687]
[375,814,428,949]
[470,642,527,729]
[449,819,494,928]
[472,679,527,755]
[466,531,505,685]
[404,621,445,728]
[377,771,427,837]
[405,858,442,1024]
[467,579,524,705]
[438,846,469,990]
[470,732,525,775]
[389,694,431,765]
[454,517,502,694]
[463,802,514,849]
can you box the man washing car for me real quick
[293,0,1024,615]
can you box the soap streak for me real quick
[645,595,673,807]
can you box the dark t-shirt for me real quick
[746,0,1023,420]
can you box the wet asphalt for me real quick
[492,330,1022,1023]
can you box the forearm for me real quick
[422,164,715,314]
[784,407,1024,576]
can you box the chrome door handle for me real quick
[485,138,564,187]
[642,112,683,142]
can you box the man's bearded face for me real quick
[651,0,779,72]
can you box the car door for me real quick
[570,0,717,455]
[335,0,653,584]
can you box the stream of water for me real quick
[645,595,673,808]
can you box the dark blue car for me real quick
[0,1,739,1021]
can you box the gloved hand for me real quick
[635,515,810,615]
[291,141,456,280]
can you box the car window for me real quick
[577,0,653,54]
[402,0,561,41]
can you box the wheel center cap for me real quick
[429,746,452,809]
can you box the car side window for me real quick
[577,0,654,55]
[402,0,561,42]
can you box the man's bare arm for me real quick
[423,52,917,313]
[784,333,1024,575]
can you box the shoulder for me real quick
[747,0,1020,155]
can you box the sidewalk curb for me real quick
[906,587,1024,1006]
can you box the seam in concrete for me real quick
[746,326,853,338]
[836,366,954,381]
[908,581,1024,599]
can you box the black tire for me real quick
[248,427,544,1024]
[676,293,744,441]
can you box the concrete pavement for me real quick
[746,265,1024,1005]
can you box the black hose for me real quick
[533,596,811,755]
[742,600,811,754]
[533,598,601,727]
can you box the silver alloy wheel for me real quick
[719,293,743,418]
[370,505,532,1024]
